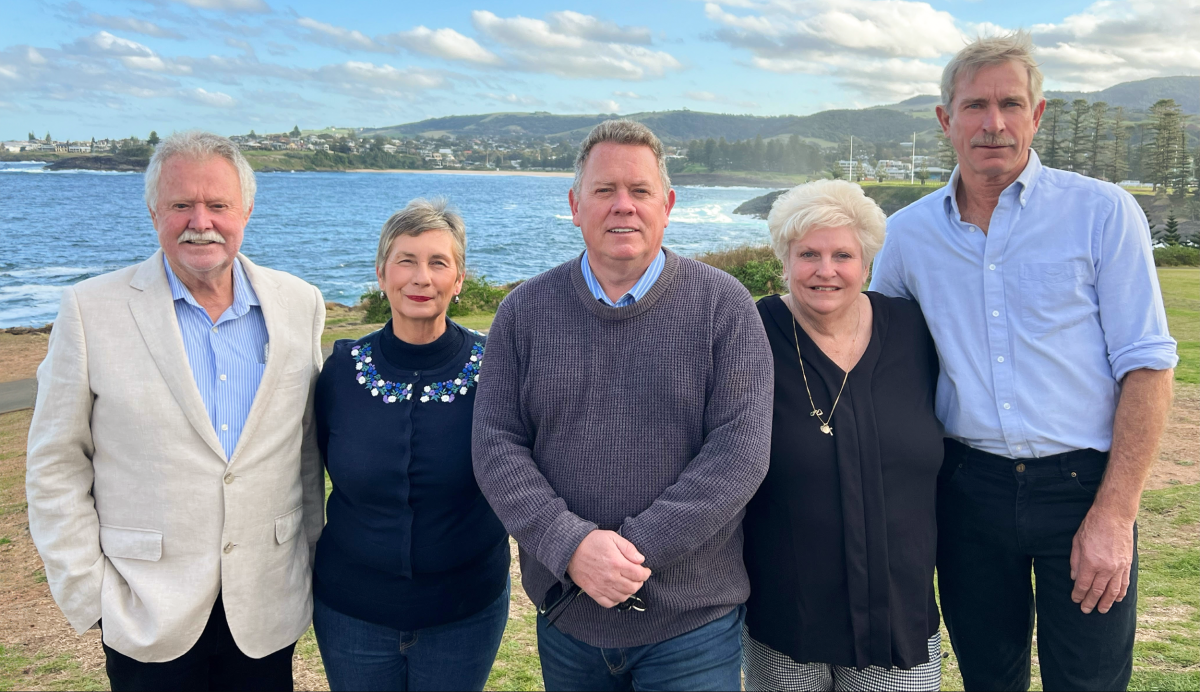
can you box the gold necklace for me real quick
[788,296,860,436]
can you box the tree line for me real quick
[684,134,826,175]
[1035,98,1196,195]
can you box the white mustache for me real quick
[178,230,226,244]
[970,133,1017,147]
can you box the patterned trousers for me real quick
[742,627,942,692]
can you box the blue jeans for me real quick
[536,604,745,691]
[313,579,509,691]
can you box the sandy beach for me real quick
[346,168,573,178]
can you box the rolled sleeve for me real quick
[1095,191,1178,381]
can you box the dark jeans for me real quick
[103,594,295,692]
[536,604,745,691]
[938,440,1137,692]
[312,578,509,691]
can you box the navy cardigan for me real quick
[313,319,509,630]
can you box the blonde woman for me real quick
[741,180,943,691]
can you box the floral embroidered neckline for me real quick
[352,340,483,404]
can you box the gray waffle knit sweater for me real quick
[472,248,773,648]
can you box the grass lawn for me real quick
[0,271,1194,691]
[1159,268,1199,384]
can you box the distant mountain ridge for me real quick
[363,108,939,145]
[879,76,1199,115]
[360,76,1196,145]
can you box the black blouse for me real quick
[313,319,509,631]
[744,293,943,670]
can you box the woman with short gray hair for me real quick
[742,180,944,691]
[310,198,509,690]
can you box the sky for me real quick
[2,0,1198,141]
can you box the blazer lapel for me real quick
[127,250,226,461]
[228,254,289,464]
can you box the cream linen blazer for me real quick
[26,250,326,662]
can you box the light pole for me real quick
[910,132,916,184]
[849,135,854,183]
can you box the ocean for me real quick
[0,161,772,328]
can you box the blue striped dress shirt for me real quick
[870,150,1178,458]
[581,248,666,307]
[163,256,269,460]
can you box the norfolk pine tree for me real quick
[1065,99,1090,172]
[1037,99,1066,168]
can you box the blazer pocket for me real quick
[275,506,304,545]
[99,525,163,561]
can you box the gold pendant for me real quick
[810,408,824,417]
[820,424,833,435]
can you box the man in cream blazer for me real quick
[26,131,325,691]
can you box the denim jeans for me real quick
[536,604,745,691]
[938,440,1137,691]
[312,579,509,691]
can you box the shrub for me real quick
[358,274,511,323]
[1154,246,1200,267]
[694,245,784,295]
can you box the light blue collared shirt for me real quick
[164,255,269,460]
[581,248,666,307]
[870,150,1177,458]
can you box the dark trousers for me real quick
[938,439,1137,692]
[103,594,296,692]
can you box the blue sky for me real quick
[2,0,1196,140]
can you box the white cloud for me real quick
[703,0,964,99]
[183,87,236,106]
[1030,0,1200,90]
[313,61,448,98]
[583,98,622,112]
[471,10,682,80]
[482,92,544,106]
[168,0,270,12]
[385,26,501,65]
[684,89,758,109]
[80,13,183,40]
[296,17,390,53]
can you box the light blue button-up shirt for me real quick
[164,255,269,459]
[869,150,1177,458]
[581,248,665,307]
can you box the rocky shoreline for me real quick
[43,156,149,172]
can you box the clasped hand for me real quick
[566,530,651,609]
[1070,506,1135,615]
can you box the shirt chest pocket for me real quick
[1018,262,1095,334]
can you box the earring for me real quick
[452,294,460,304]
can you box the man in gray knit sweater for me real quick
[472,120,773,690]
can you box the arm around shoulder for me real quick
[25,286,105,634]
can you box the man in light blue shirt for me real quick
[870,33,1176,692]
[581,248,665,307]
[163,255,269,460]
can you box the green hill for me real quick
[362,108,938,145]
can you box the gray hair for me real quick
[940,30,1044,112]
[375,198,467,278]
[573,119,671,197]
[144,130,256,212]
[767,180,886,280]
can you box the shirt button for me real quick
[219,374,227,381]
[221,424,229,431]
[997,356,1005,363]
[1016,463,1026,473]
[992,310,1000,317]
[989,264,996,270]
[211,327,218,334]
[1003,403,1012,409]
[223,542,234,554]
[224,472,234,484]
